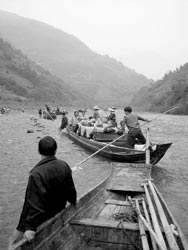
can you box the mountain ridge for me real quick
[0,9,153,106]
[0,37,88,107]
[131,62,188,114]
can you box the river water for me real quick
[0,110,188,249]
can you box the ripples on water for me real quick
[0,110,188,249]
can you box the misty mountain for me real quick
[0,9,152,106]
[0,37,86,106]
[131,63,188,114]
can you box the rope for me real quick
[113,211,137,223]
[115,216,142,250]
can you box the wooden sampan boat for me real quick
[66,126,172,165]
[43,111,57,120]
[11,163,188,250]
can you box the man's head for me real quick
[38,136,57,156]
[124,106,132,114]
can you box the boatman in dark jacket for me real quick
[9,136,77,248]
[122,106,150,148]
[59,111,68,130]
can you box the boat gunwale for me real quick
[66,127,172,165]
[10,170,113,250]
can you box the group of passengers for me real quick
[70,106,150,148]
[70,106,120,137]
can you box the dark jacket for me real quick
[107,113,117,127]
[60,116,68,129]
[17,156,77,232]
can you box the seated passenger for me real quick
[93,106,100,120]
[106,107,117,127]
[95,117,103,127]
[87,116,94,127]
[71,110,80,133]
[93,106,106,124]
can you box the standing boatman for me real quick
[9,136,77,248]
[121,106,150,148]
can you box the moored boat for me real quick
[10,163,188,250]
[66,126,172,165]
[43,111,57,120]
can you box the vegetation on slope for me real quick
[0,9,152,106]
[132,63,188,114]
[0,38,86,107]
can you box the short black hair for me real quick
[124,106,132,113]
[38,136,57,156]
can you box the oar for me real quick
[128,196,167,250]
[145,128,150,164]
[148,180,180,250]
[72,106,178,171]
[141,105,178,127]
[46,110,54,121]
[135,199,150,250]
[142,183,167,248]
[72,133,126,171]
[141,198,158,250]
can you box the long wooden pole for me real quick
[141,106,178,126]
[148,180,180,250]
[135,199,150,250]
[72,132,127,170]
[128,197,167,250]
[72,106,178,170]
[142,183,167,249]
[46,110,54,121]
[153,183,188,250]
[141,198,158,250]
[145,128,150,164]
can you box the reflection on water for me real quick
[0,110,188,249]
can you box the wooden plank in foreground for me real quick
[107,166,150,192]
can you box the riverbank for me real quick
[0,110,188,249]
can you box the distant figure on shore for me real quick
[38,108,42,118]
[121,106,150,148]
[8,136,77,248]
[45,104,51,113]
[59,112,68,130]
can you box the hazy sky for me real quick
[0,0,188,80]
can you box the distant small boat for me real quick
[11,163,188,250]
[66,126,172,165]
[43,111,57,120]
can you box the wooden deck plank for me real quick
[70,218,139,230]
[107,184,144,192]
[71,218,141,248]
[107,168,147,192]
[105,199,130,206]
[98,204,117,219]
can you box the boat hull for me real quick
[11,164,188,250]
[66,127,172,165]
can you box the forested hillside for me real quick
[0,38,86,107]
[132,63,188,114]
[0,9,152,106]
